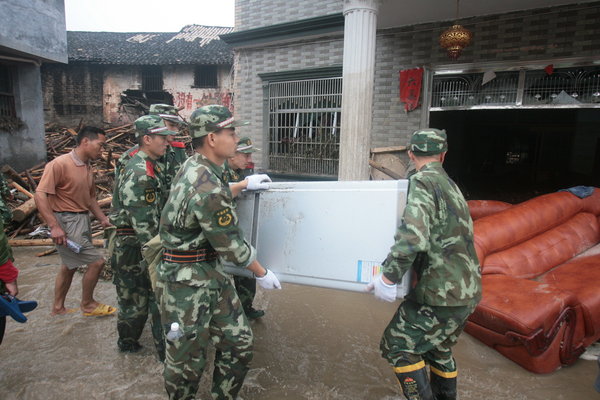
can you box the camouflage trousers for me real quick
[233,275,256,312]
[155,276,253,400]
[111,238,165,360]
[380,299,475,373]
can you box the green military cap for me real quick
[409,128,448,156]
[149,103,186,125]
[236,137,260,153]
[188,105,249,138]
[134,115,177,139]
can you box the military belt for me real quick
[116,227,135,236]
[163,248,218,263]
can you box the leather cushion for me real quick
[468,200,512,221]
[539,255,600,337]
[468,275,578,335]
[482,213,600,277]
[474,191,582,262]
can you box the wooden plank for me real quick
[9,238,104,247]
[368,159,402,180]
[370,145,407,154]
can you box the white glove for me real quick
[255,269,282,290]
[246,174,272,191]
[365,274,397,302]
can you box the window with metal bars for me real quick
[523,66,600,105]
[431,72,519,108]
[0,64,16,118]
[194,65,218,88]
[141,66,163,91]
[431,65,600,110]
[268,77,342,177]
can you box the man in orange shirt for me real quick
[35,126,115,316]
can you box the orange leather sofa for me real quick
[465,189,600,373]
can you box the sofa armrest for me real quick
[468,275,580,355]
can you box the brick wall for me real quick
[233,38,344,170]
[42,63,104,127]
[233,1,600,171]
[373,2,600,149]
[235,0,341,31]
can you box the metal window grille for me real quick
[432,65,600,110]
[523,66,600,105]
[0,64,16,117]
[268,77,342,177]
[431,72,519,108]
[194,65,218,88]
[141,66,163,91]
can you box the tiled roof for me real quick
[68,25,234,65]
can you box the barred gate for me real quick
[267,77,342,177]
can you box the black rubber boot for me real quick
[395,364,434,400]
[430,371,457,400]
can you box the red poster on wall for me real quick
[399,68,423,112]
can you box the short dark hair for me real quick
[77,126,106,145]
[191,136,207,150]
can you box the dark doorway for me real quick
[430,109,600,203]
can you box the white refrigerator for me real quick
[225,180,411,297]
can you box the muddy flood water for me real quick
[0,247,598,400]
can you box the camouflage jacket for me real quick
[0,173,12,224]
[114,145,140,184]
[223,161,243,184]
[110,150,165,246]
[156,153,256,287]
[115,143,187,191]
[383,161,481,307]
[157,142,187,189]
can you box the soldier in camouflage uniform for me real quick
[114,104,188,189]
[155,105,280,400]
[0,173,13,225]
[224,137,265,320]
[149,104,189,188]
[110,115,176,358]
[366,129,481,400]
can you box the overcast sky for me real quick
[64,0,235,32]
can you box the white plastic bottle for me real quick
[166,322,184,341]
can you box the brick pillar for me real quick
[338,0,379,180]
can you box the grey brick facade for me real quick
[235,0,341,31]
[232,1,600,172]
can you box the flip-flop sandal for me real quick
[83,303,117,317]
[17,299,38,314]
[0,295,28,323]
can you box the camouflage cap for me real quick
[149,103,186,125]
[236,137,260,153]
[134,115,177,139]
[188,105,249,138]
[409,128,448,156]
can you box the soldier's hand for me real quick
[255,269,282,290]
[246,174,272,191]
[365,274,397,302]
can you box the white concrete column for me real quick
[338,0,379,181]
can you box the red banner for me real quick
[399,68,423,112]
